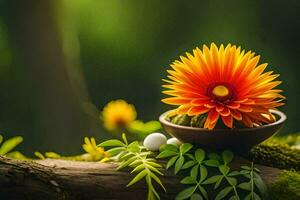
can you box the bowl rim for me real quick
[159,109,287,132]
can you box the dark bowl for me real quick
[159,109,286,152]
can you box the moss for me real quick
[170,114,191,126]
[269,133,300,147]
[167,113,244,128]
[190,114,206,127]
[250,143,300,171]
[269,170,300,200]
[168,113,207,128]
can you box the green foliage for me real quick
[34,151,46,159]
[268,170,300,200]
[238,164,268,200]
[158,144,267,200]
[167,114,207,128]
[250,142,300,171]
[34,137,110,161]
[34,151,62,159]
[99,133,166,200]
[268,133,300,147]
[3,132,299,200]
[0,135,23,155]
[157,143,193,174]
[0,135,27,159]
[166,113,247,129]
[170,114,192,126]
[5,151,27,160]
[3,132,297,200]
[128,120,162,139]
[190,115,206,128]
[34,150,100,161]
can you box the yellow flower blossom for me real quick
[101,99,137,131]
[82,137,109,161]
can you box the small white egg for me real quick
[143,133,167,151]
[167,138,182,146]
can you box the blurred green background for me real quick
[0,0,299,155]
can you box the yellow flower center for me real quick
[212,85,229,97]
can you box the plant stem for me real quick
[250,162,254,200]
[225,176,240,200]
[233,187,239,200]
[136,152,155,200]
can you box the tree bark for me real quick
[0,156,281,200]
[1,0,101,154]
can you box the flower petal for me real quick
[162,97,191,105]
[231,110,242,120]
[204,102,216,109]
[161,43,285,129]
[188,106,210,116]
[219,107,231,116]
[238,105,253,112]
[216,104,224,112]
[204,109,219,129]
[177,104,191,114]
[227,102,240,109]
[191,98,210,106]
[221,115,233,128]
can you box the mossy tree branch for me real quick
[0,156,282,200]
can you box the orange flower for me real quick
[162,43,285,129]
